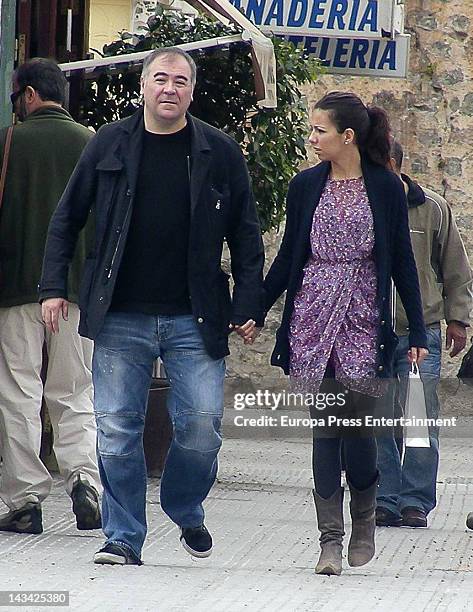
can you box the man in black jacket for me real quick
[40,48,265,565]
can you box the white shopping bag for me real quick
[404,362,430,448]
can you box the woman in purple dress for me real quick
[261,92,428,575]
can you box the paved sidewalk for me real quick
[1,434,473,611]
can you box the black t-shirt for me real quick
[111,124,192,315]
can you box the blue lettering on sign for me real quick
[319,37,330,62]
[264,0,284,26]
[369,39,379,68]
[349,0,360,30]
[378,40,396,70]
[230,0,382,33]
[349,39,369,68]
[359,0,378,32]
[304,37,321,57]
[328,0,348,31]
[309,0,327,29]
[280,34,402,75]
[287,34,305,45]
[287,0,308,28]
[247,0,266,24]
[333,38,350,67]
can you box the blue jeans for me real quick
[376,328,441,516]
[92,313,225,559]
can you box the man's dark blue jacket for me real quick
[39,110,265,360]
[264,157,428,377]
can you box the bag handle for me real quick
[0,126,14,211]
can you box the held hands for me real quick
[407,347,429,366]
[230,319,262,345]
[41,298,69,334]
[446,321,467,357]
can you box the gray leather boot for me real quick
[312,487,345,576]
[347,475,378,567]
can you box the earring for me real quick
[345,140,350,145]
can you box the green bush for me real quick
[80,6,322,232]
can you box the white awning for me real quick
[188,0,276,107]
[58,0,277,108]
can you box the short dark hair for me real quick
[141,47,196,87]
[390,139,404,171]
[314,91,392,168]
[14,58,67,105]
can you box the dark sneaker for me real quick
[94,543,143,566]
[71,477,101,530]
[402,506,427,528]
[376,506,403,527]
[0,502,43,534]
[180,525,213,558]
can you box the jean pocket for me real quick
[426,327,442,353]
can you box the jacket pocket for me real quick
[94,159,126,237]
[208,186,230,237]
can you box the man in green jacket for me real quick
[376,140,473,528]
[0,58,101,533]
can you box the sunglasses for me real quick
[10,86,27,105]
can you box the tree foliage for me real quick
[80,6,323,232]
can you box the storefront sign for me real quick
[228,0,403,39]
[283,32,410,77]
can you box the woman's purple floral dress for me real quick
[289,177,382,396]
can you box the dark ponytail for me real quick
[365,106,391,168]
[314,91,392,168]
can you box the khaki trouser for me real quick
[0,303,101,510]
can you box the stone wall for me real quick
[227,0,473,381]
